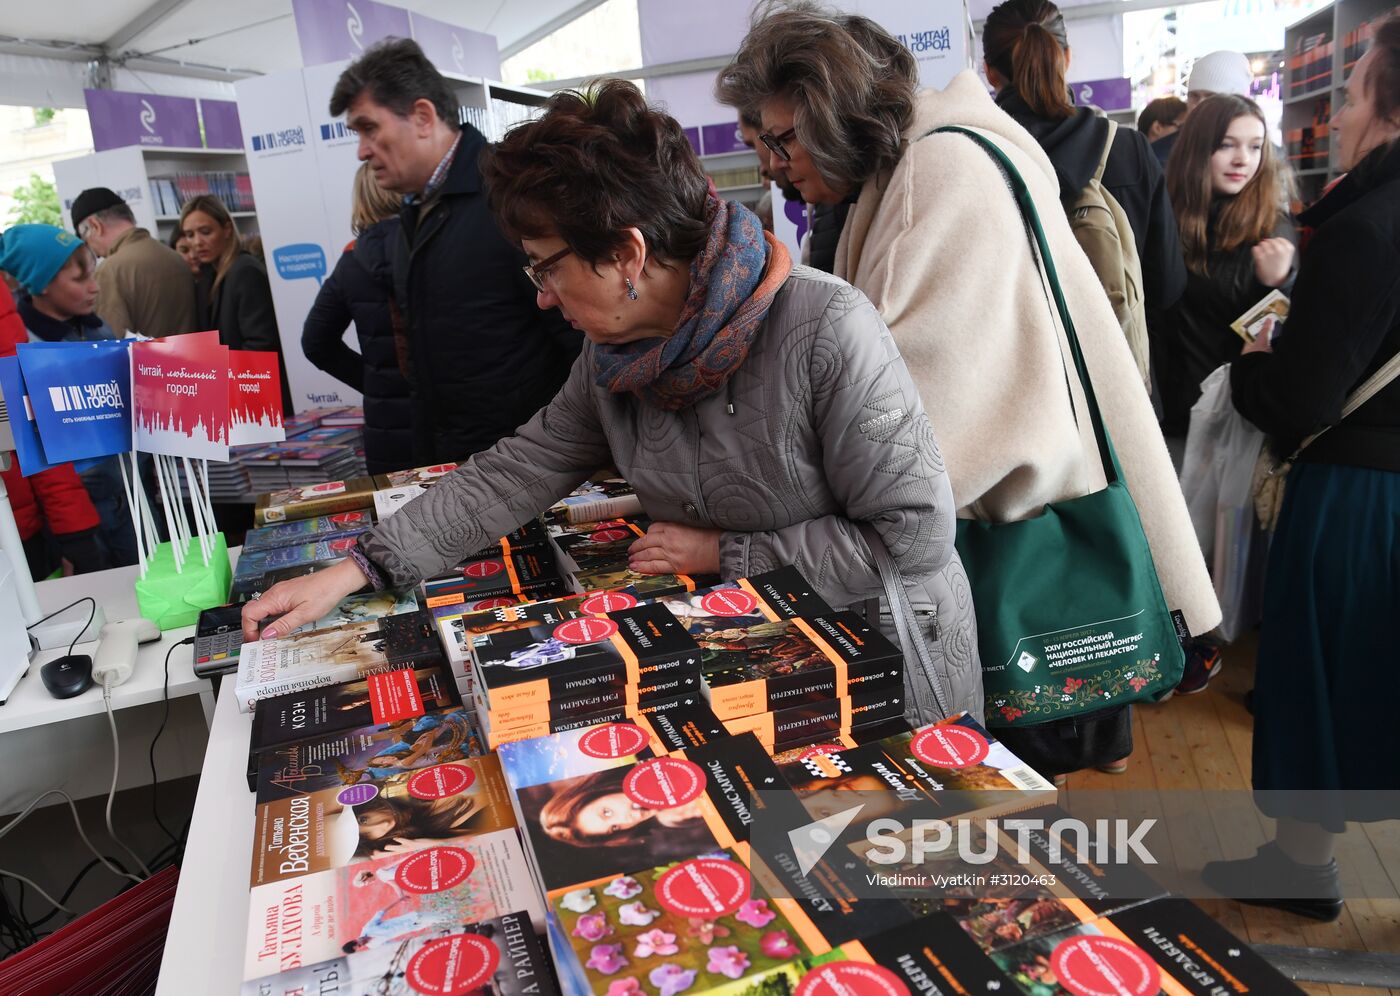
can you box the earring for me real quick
[625,277,638,301]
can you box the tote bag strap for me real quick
[1284,350,1400,463]
[856,521,951,722]
[928,125,1125,488]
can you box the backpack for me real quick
[1065,120,1150,384]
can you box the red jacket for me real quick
[0,282,101,540]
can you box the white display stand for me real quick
[51,146,257,241]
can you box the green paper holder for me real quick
[134,533,232,630]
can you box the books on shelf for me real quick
[149,171,256,215]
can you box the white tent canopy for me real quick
[0,0,608,106]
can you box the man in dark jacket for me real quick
[330,39,581,465]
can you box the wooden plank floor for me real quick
[1060,631,1400,993]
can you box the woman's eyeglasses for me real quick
[759,127,798,162]
[523,246,573,292]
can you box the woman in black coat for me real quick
[302,164,413,475]
[1203,19,1400,922]
[182,194,294,409]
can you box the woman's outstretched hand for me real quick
[242,558,371,641]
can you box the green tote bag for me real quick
[935,126,1186,729]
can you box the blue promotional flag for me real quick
[17,340,134,463]
[0,356,57,476]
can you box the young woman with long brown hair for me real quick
[1158,94,1297,442]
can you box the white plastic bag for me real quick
[1178,365,1267,641]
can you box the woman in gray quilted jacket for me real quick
[243,79,981,724]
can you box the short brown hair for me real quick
[715,1,917,195]
[983,0,1075,120]
[329,37,460,132]
[351,162,401,235]
[1138,96,1187,135]
[480,79,709,267]
[1167,95,1288,274]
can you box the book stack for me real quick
[253,475,379,525]
[1288,31,1333,98]
[237,597,554,995]
[242,440,366,493]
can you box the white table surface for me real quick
[155,682,253,996]
[0,556,226,735]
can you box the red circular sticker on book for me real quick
[590,527,632,543]
[700,589,759,617]
[654,858,750,918]
[408,764,476,800]
[304,481,346,495]
[580,592,638,614]
[911,725,989,769]
[554,617,619,645]
[406,934,499,995]
[578,722,650,759]
[328,536,359,552]
[422,464,458,477]
[394,846,476,895]
[797,744,847,762]
[1050,936,1159,996]
[329,511,369,525]
[463,559,505,578]
[794,962,911,996]
[467,597,517,610]
[623,757,705,809]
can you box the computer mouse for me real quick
[41,654,93,699]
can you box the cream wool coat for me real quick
[836,72,1221,637]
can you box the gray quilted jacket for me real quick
[360,266,982,723]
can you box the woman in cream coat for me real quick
[718,4,1219,777]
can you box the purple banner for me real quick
[292,0,412,67]
[682,127,701,156]
[85,90,201,151]
[1071,77,1133,112]
[410,13,500,79]
[700,121,748,156]
[200,99,243,149]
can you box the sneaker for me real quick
[1201,841,1343,922]
[1175,642,1223,695]
[1096,760,1129,775]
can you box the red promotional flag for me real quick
[132,335,230,460]
[229,349,286,446]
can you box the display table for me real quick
[155,681,252,996]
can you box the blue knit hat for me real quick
[0,224,86,295]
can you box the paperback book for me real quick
[254,476,379,525]
[248,662,461,789]
[471,603,703,715]
[473,671,706,738]
[239,910,555,996]
[542,478,643,525]
[250,755,515,886]
[243,830,543,982]
[372,463,459,489]
[515,732,781,894]
[700,612,906,721]
[485,692,725,753]
[254,706,486,802]
[233,610,443,712]
[233,537,361,581]
[722,684,908,751]
[242,511,374,553]
[422,548,567,608]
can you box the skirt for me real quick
[1252,460,1400,827]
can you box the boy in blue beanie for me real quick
[0,224,136,567]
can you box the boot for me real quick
[1201,841,1343,922]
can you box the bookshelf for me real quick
[445,76,551,142]
[53,145,259,241]
[1283,0,1400,206]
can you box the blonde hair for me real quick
[179,194,240,293]
[351,162,402,235]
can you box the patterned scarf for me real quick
[593,196,793,411]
